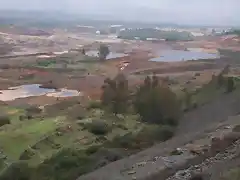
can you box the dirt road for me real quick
[78,91,240,180]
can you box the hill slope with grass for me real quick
[0,67,239,180]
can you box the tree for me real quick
[82,48,86,55]
[98,44,110,60]
[217,65,230,87]
[226,77,235,93]
[101,73,129,114]
[133,75,181,125]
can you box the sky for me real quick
[0,0,239,26]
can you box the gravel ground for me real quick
[78,91,240,180]
[167,140,240,180]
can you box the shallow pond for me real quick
[149,50,219,62]
[0,84,81,101]
[86,50,127,60]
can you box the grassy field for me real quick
[0,101,156,173]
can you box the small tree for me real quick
[217,65,230,88]
[0,116,10,127]
[226,77,235,93]
[82,48,86,55]
[98,44,110,60]
[101,73,129,114]
[134,75,181,125]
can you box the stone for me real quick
[136,162,147,167]
[128,171,136,175]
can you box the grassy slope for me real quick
[0,102,148,172]
[0,74,237,177]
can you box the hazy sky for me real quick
[1,0,239,25]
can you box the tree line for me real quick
[101,73,181,126]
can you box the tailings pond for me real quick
[0,84,81,101]
[150,50,219,62]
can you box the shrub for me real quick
[107,133,136,149]
[0,161,32,180]
[137,125,175,142]
[226,77,235,93]
[26,106,42,114]
[33,148,94,180]
[19,115,26,121]
[98,44,110,60]
[85,145,101,155]
[85,120,110,135]
[107,125,174,151]
[95,135,107,143]
[87,100,102,109]
[92,148,125,169]
[0,116,10,127]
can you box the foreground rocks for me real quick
[78,116,240,180]
[78,93,240,180]
[167,132,240,180]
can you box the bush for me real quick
[33,148,94,180]
[226,77,235,93]
[0,161,32,180]
[107,133,136,149]
[85,145,101,155]
[19,115,26,121]
[137,125,175,142]
[87,100,102,109]
[92,148,125,169]
[0,116,10,127]
[107,125,174,151]
[85,120,110,135]
[26,106,42,114]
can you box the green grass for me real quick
[0,118,60,160]
[192,83,224,105]
[0,106,25,124]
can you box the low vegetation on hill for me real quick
[0,66,237,180]
[118,28,194,41]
